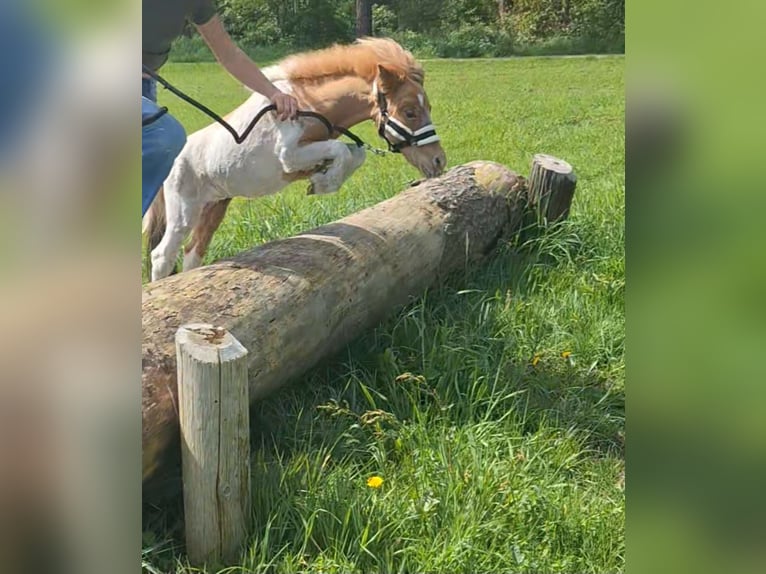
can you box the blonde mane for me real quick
[278,37,425,85]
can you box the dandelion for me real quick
[531,354,541,367]
[561,350,572,359]
[366,475,384,489]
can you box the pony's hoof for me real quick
[307,181,338,195]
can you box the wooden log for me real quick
[176,324,250,567]
[143,161,532,485]
[527,153,577,224]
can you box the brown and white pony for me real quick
[143,38,446,281]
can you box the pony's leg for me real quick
[183,199,232,271]
[309,143,367,195]
[279,138,364,195]
[150,181,203,281]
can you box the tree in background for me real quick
[356,0,372,37]
[219,0,355,48]
[185,0,624,57]
[217,0,282,45]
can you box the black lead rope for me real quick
[142,65,367,149]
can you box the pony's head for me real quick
[373,63,446,178]
[280,38,446,178]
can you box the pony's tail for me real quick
[143,186,166,253]
[142,187,179,278]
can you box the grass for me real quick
[143,55,625,573]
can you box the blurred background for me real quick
[628,1,766,573]
[0,2,139,574]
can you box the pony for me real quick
[143,37,446,281]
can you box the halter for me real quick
[376,90,440,154]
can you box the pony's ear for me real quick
[376,64,404,93]
[412,66,425,86]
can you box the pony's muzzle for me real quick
[433,151,446,175]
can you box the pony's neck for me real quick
[291,75,375,140]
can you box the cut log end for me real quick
[468,160,524,196]
[528,154,577,224]
[176,324,248,364]
[533,153,575,175]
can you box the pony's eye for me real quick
[405,109,417,120]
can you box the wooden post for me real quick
[175,324,250,567]
[528,153,578,224]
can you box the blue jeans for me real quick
[142,77,186,216]
[0,4,51,165]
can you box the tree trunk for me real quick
[142,161,531,487]
[356,0,372,38]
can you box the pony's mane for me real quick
[276,37,424,85]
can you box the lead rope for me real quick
[142,65,392,155]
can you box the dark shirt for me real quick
[143,0,216,71]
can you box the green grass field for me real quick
[143,55,625,573]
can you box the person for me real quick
[0,3,52,168]
[142,0,299,216]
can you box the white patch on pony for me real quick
[264,64,287,82]
[417,93,424,107]
[241,64,285,92]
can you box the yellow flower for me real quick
[531,354,541,367]
[366,475,384,489]
[561,351,572,359]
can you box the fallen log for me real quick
[142,161,549,485]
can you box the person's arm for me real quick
[196,15,297,120]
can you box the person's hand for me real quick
[270,91,299,121]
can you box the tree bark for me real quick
[356,0,372,37]
[142,161,530,487]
